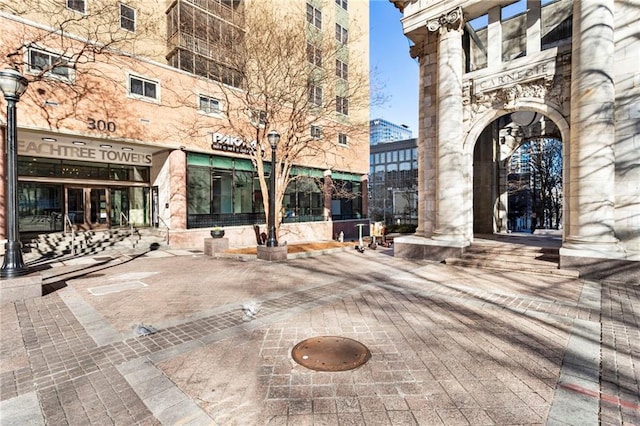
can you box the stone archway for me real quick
[463,101,570,241]
[392,0,639,279]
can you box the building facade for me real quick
[391,0,640,278]
[370,118,412,144]
[369,138,418,225]
[0,0,370,249]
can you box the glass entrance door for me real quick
[67,188,85,227]
[66,187,110,229]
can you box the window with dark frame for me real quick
[198,95,222,114]
[120,4,136,32]
[336,59,348,80]
[129,75,158,100]
[335,24,348,43]
[335,0,348,11]
[251,110,267,128]
[311,125,322,139]
[308,84,323,106]
[306,3,322,29]
[67,0,85,13]
[306,43,322,67]
[28,48,72,80]
[338,133,348,146]
[336,96,348,115]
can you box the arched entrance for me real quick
[468,108,567,240]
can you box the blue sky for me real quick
[369,0,419,137]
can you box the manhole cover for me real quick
[291,336,371,372]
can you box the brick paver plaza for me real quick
[1,245,638,425]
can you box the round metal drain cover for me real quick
[291,336,371,372]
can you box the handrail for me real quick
[64,214,76,255]
[120,212,132,230]
[158,217,170,245]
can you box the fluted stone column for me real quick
[429,8,468,243]
[565,0,619,252]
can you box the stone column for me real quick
[168,149,187,230]
[487,6,502,68]
[410,37,437,237]
[565,0,619,251]
[526,0,541,55]
[428,8,468,243]
[323,169,332,221]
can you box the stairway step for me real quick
[445,258,579,278]
[22,227,166,263]
[459,252,559,265]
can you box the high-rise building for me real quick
[370,118,412,144]
[0,0,370,248]
[369,138,418,225]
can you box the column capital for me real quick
[427,7,463,34]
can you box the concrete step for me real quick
[444,257,579,278]
[443,239,579,278]
[22,228,167,263]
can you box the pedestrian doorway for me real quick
[66,187,109,230]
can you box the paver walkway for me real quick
[0,245,638,425]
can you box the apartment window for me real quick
[335,24,348,43]
[28,48,73,81]
[306,43,322,67]
[338,133,348,146]
[129,75,158,100]
[311,125,322,139]
[250,110,267,128]
[336,96,348,115]
[336,60,348,80]
[308,84,322,106]
[120,4,136,32]
[335,0,348,10]
[198,95,222,114]
[67,0,85,13]
[306,3,322,29]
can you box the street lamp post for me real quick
[0,68,29,278]
[266,130,280,247]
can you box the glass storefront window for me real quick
[18,182,63,233]
[18,156,149,182]
[187,166,211,214]
[186,154,363,227]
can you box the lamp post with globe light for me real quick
[266,130,280,247]
[0,68,29,278]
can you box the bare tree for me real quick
[530,137,562,229]
[176,2,370,237]
[0,0,164,126]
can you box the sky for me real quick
[369,0,419,137]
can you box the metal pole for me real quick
[266,143,278,247]
[1,96,27,277]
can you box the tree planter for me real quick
[210,229,225,238]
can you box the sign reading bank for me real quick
[18,139,152,166]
